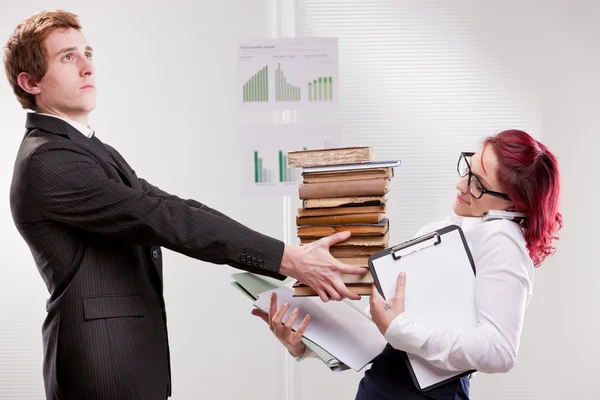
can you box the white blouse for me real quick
[297,215,534,375]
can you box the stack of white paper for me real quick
[253,284,387,371]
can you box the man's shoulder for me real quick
[16,127,89,163]
[17,128,65,158]
[12,129,78,187]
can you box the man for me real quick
[4,10,366,400]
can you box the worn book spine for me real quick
[297,221,388,238]
[287,146,373,168]
[299,178,389,200]
[338,270,374,284]
[328,246,386,257]
[336,257,371,267]
[302,196,386,209]
[300,232,389,247]
[302,168,393,183]
[293,283,372,296]
[296,213,384,226]
[296,204,387,217]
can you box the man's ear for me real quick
[17,72,41,95]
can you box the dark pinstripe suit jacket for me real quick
[9,113,286,400]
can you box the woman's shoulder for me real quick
[414,215,462,238]
[415,215,530,263]
[475,218,527,249]
[469,219,534,281]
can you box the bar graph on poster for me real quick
[238,38,338,110]
[240,124,342,197]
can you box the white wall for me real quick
[291,1,600,400]
[1,1,599,399]
[0,1,287,399]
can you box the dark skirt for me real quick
[355,345,470,400]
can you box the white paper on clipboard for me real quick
[368,224,478,391]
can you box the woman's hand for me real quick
[251,291,311,358]
[370,272,407,336]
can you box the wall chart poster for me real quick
[237,38,339,110]
[240,123,342,197]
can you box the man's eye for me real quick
[85,53,93,60]
[63,54,73,61]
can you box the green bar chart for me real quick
[239,38,338,110]
[254,151,274,183]
[278,150,297,182]
[243,66,269,102]
[276,63,301,102]
[308,76,333,102]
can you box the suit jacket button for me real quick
[152,249,161,259]
[252,258,258,266]
[240,254,247,262]
[258,260,264,267]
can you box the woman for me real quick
[251,129,562,399]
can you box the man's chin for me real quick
[83,102,97,113]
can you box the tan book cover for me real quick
[336,257,371,267]
[299,178,389,200]
[302,196,386,209]
[296,213,385,226]
[287,146,373,168]
[297,204,387,217]
[338,270,374,284]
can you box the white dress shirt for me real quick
[37,113,94,138]
[297,215,534,375]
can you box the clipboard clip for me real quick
[391,232,441,260]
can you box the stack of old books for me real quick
[286,146,399,297]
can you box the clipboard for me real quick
[368,224,478,392]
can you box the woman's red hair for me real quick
[483,130,562,267]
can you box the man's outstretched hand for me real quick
[280,231,368,302]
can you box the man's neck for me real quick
[36,110,94,138]
[36,107,89,127]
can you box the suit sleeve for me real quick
[105,142,240,223]
[138,178,237,221]
[25,141,286,279]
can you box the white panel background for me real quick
[1,1,599,399]
[289,1,600,399]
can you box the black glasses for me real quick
[457,152,511,201]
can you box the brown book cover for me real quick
[287,146,373,168]
[293,281,372,296]
[296,213,385,226]
[328,246,386,257]
[297,204,387,217]
[300,232,389,247]
[299,178,389,200]
[297,219,389,238]
[302,168,394,184]
[302,196,386,209]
